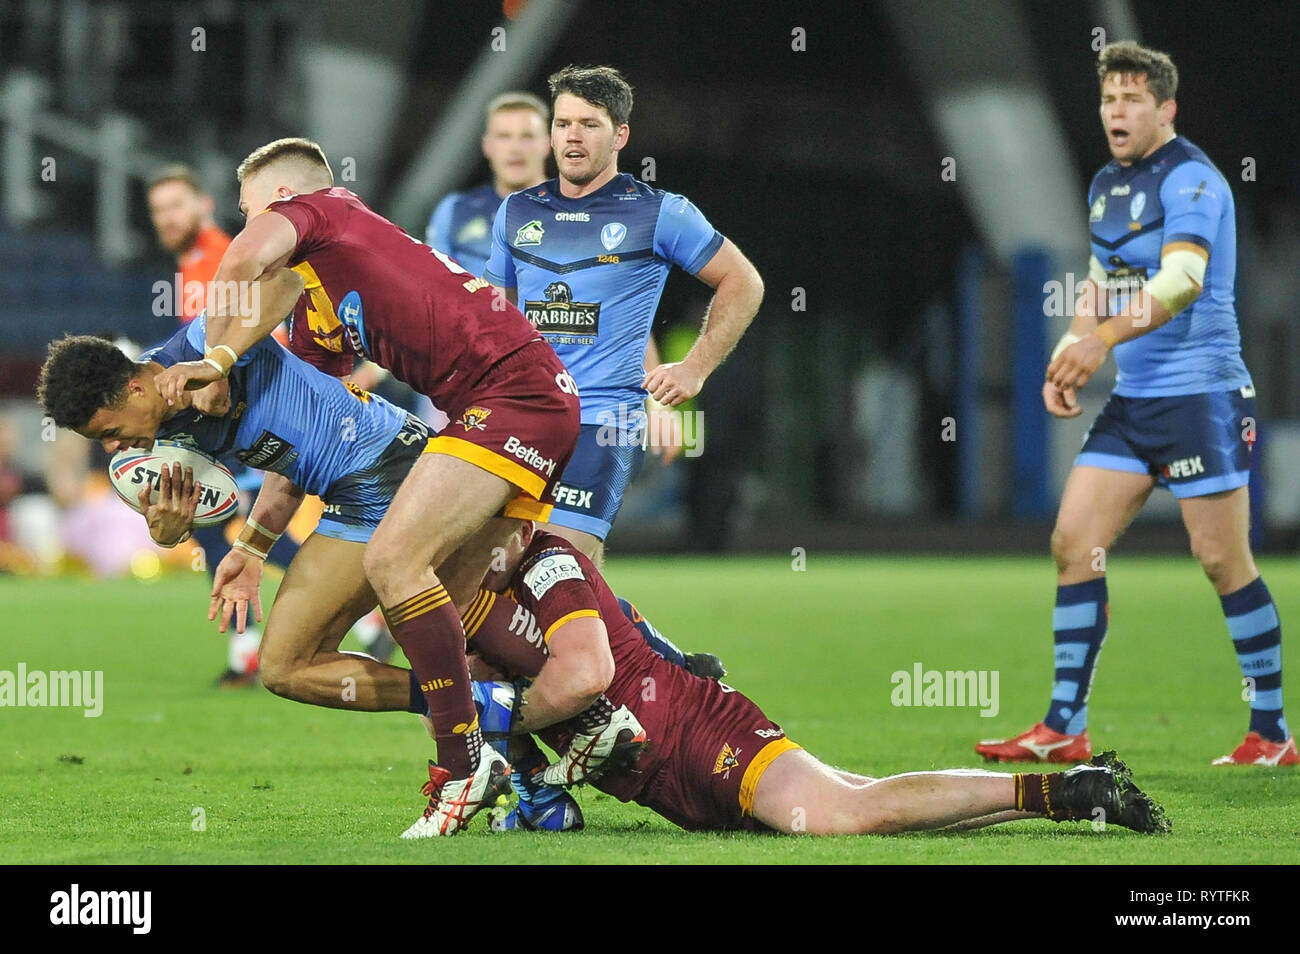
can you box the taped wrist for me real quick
[233,517,281,559]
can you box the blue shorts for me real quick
[316,415,429,542]
[1075,388,1256,499]
[546,423,646,540]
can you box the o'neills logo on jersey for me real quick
[1163,456,1205,480]
[554,211,590,222]
[503,435,556,477]
[237,430,297,470]
[524,281,600,345]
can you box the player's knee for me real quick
[362,540,404,590]
[1188,536,1237,585]
[257,651,295,699]
[1050,525,1083,573]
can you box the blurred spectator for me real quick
[425,91,550,276]
[147,164,232,323]
[0,415,47,572]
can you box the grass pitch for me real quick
[2,555,1297,864]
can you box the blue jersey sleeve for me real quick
[1159,161,1224,254]
[169,312,267,367]
[426,194,455,251]
[138,323,198,367]
[483,198,515,287]
[652,192,724,275]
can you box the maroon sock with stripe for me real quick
[462,588,549,678]
[385,584,481,777]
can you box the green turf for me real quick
[2,555,1297,863]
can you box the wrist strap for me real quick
[203,344,239,377]
[1094,322,1120,348]
[209,344,240,366]
[231,538,268,560]
[201,356,230,378]
[235,517,282,560]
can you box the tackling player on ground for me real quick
[978,42,1294,766]
[466,521,1170,836]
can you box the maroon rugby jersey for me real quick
[269,187,541,410]
[510,533,703,803]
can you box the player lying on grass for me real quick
[463,521,1171,835]
[35,325,709,835]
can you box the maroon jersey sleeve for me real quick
[267,190,347,261]
[514,545,603,644]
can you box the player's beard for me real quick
[161,220,203,256]
[561,150,612,188]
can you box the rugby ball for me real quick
[109,440,240,527]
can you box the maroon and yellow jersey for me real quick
[508,533,684,801]
[511,533,799,833]
[270,187,541,411]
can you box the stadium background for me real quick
[2,0,1299,565]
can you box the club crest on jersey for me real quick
[600,222,627,251]
[712,742,742,779]
[1129,191,1146,221]
[458,406,492,431]
[457,216,489,245]
[515,219,545,246]
[1089,195,1106,222]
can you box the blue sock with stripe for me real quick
[1044,578,1109,735]
[1221,577,1288,743]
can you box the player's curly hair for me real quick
[1098,41,1178,104]
[548,65,634,128]
[37,335,136,430]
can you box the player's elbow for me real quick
[746,263,765,311]
[562,644,615,707]
[569,655,613,707]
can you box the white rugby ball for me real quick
[109,440,240,527]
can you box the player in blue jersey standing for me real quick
[426,92,552,278]
[485,64,764,563]
[978,42,1294,767]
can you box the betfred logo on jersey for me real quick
[525,281,600,346]
[503,435,557,476]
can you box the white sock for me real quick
[228,628,261,674]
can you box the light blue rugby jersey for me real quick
[1087,135,1251,397]
[485,173,724,425]
[141,314,408,497]
[425,183,500,278]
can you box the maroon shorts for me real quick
[425,339,580,521]
[635,680,802,832]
